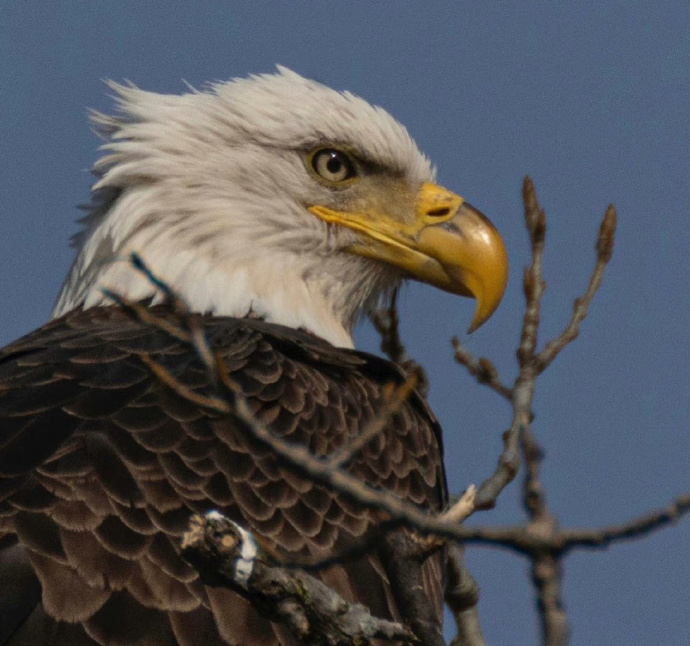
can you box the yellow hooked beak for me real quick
[309,182,508,332]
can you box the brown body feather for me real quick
[0,306,446,645]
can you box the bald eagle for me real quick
[0,68,507,645]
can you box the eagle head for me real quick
[54,67,508,347]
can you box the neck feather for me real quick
[53,187,396,348]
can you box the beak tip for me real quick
[466,309,487,334]
[465,272,508,334]
[445,202,508,334]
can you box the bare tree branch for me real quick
[453,491,690,646]
[128,305,476,546]
[181,511,417,646]
[471,177,547,511]
[450,339,512,401]
[473,424,521,511]
[103,287,191,343]
[119,258,489,646]
[371,289,429,397]
[561,493,690,552]
[446,180,690,646]
[531,553,568,646]
[454,492,690,555]
[371,288,406,365]
[445,544,486,646]
[121,177,687,646]
[515,188,618,646]
[514,177,572,646]
[517,175,547,367]
[535,204,617,374]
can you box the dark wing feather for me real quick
[0,306,447,645]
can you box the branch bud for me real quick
[596,204,617,263]
[522,176,547,244]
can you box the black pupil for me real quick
[326,154,343,175]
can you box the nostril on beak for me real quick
[427,207,451,217]
[416,183,463,221]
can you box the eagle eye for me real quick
[309,148,357,184]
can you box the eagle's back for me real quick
[0,306,446,645]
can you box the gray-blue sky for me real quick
[1,3,688,644]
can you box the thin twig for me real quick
[130,252,184,307]
[515,178,568,646]
[371,288,406,365]
[451,338,512,401]
[442,486,477,525]
[139,354,231,413]
[561,493,690,552]
[473,424,521,511]
[472,177,547,511]
[516,176,547,368]
[401,487,479,556]
[536,205,617,373]
[456,493,690,557]
[371,289,429,397]
[102,289,192,343]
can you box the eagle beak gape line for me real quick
[309,182,508,332]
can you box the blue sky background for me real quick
[1,3,688,645]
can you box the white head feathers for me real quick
[54,67,435,347]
